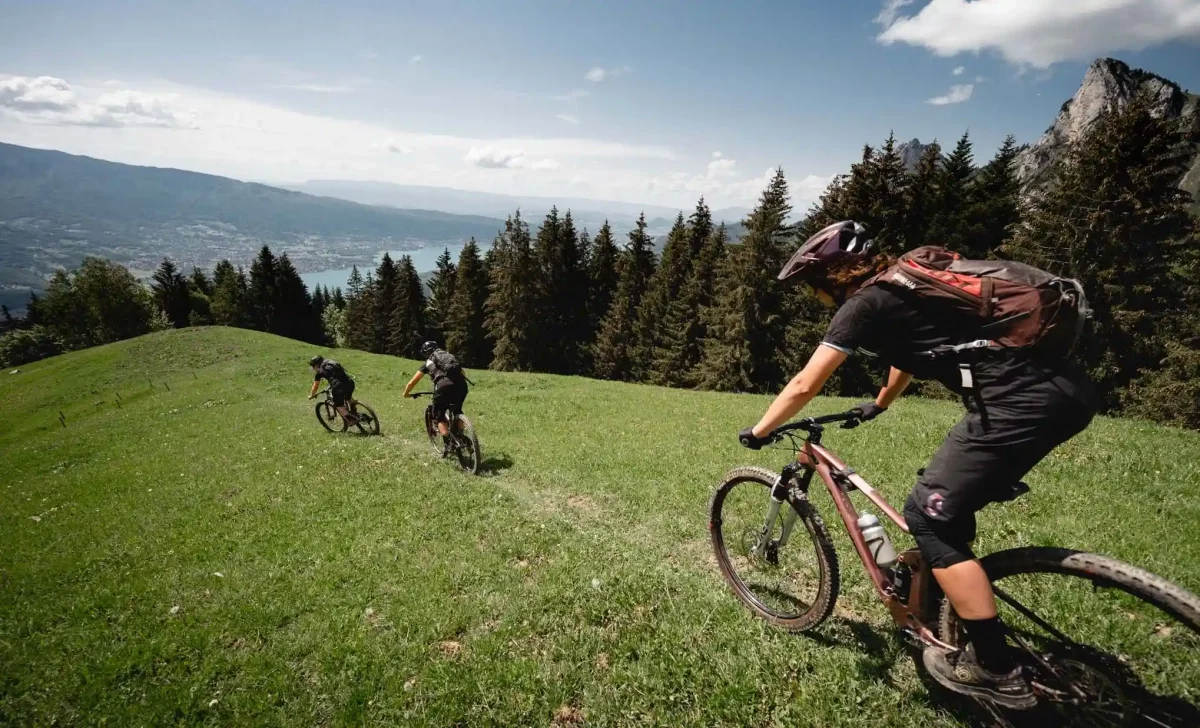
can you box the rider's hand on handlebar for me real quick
[852,402,886,422]
[307,394,316,400]
[738,427,773,450]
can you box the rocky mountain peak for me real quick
[896,138,929,172]
[1015,57,1197,186]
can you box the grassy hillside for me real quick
[2,328,1198,726]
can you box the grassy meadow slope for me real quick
[1,328,1198,726]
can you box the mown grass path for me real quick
[2,328,1198,726]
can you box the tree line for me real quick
[2,90,1195,428]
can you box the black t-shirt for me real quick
[822,285,1082,402]
[420,350,464,389]
[313,359,350,388]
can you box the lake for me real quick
[299,242,490,292]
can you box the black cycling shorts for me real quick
[431,383,467,422]
[904,369,1097,569]
[330,379,355,407]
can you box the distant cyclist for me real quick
[739,221,1098,709]
[403,341,469,452]
[308,355,359,424]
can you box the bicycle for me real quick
[314,388,380,436]
[709,409,1200,726]
[411,391,481,474]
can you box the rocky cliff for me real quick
[1015,58,1200,192]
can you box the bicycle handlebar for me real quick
[409,391,434,398]
[767,409,865,441]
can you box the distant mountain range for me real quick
[0,142,510,311]
[282,179,750,237]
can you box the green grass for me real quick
[2,327,1198,726]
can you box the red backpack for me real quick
[864,246,1091,360]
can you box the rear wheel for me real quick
[709,466,839,632]
[315,400,345,432]
[938,547,1200,727]
[349,401,379,436]
[450,415,481,475]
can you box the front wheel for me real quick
[938,547,1200,727]
[709,466,839,632]
[315,400,345,432]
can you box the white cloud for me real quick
[706,157,738,180]
[555,113,580,125]
[952,65,965,75]
[876,0,1200,68]
[270,83,357,93]
[464,145,559,171]
[0,75,196,127]
[641,158,831,209]
[553,89,590,102]
[712,151,722,158]
[875,0,914,26]
[975,75,986,82]
[585,65,631,83]
[380,137,412,154]
[927,83,974,105]
[410,55,424,64]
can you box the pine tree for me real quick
[655,223,729,386]
[343,266,374,351]
[274,254,320,342]
[151,258,191,328]
[331,287,347,310]
[929,131,975,252]
[585,221,620,367]
[902,140,944,250]
[248,246,279,332]
[1,305,15,333]
[867,132,910,253]
[698,169,792,392]
[445,238,491,367]
[530,206,563,370]
[554,210,589,374]
[389,255,427,357]
[592,213,657,380]
[425,247,457,345]
[964,134,1022,258]
[211,262,250,327]
[485,213,538,371]
[372,253,400,354]
[1006,92,1195,410]
[639,212,689,383]
[188,267,211,297]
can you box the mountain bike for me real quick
[709,409,1200,726]
[314,388,379,435]
[411,391,481,474]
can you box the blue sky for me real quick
[1,0,1198,210]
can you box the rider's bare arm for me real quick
[309,380,320,399]
[875,367,913,408]
[403,370,424,398]
[751,345,847,438]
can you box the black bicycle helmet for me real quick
[308,354,324,367]
[419,341,438,357]
[778,221,874,284]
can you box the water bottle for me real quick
[857,513,898,568]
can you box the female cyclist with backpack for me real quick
[403,341,470,452]
[738,221,1098,709]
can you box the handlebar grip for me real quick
[739,435,753,447]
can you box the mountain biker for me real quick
[308,354,358,424]
[403,341,469,453]
[738,221,1098,709]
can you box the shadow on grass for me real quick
[477,452,514,476]
[808,618,1200,727]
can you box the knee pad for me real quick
[903,492,976,569]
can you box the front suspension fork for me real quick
[751,464,813,558]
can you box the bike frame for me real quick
[763,416,955,650]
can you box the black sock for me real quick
[962,616,1014,674]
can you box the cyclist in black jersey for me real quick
[308,355,360,424]
[738,221,1097,709]
[403,341,469,450]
